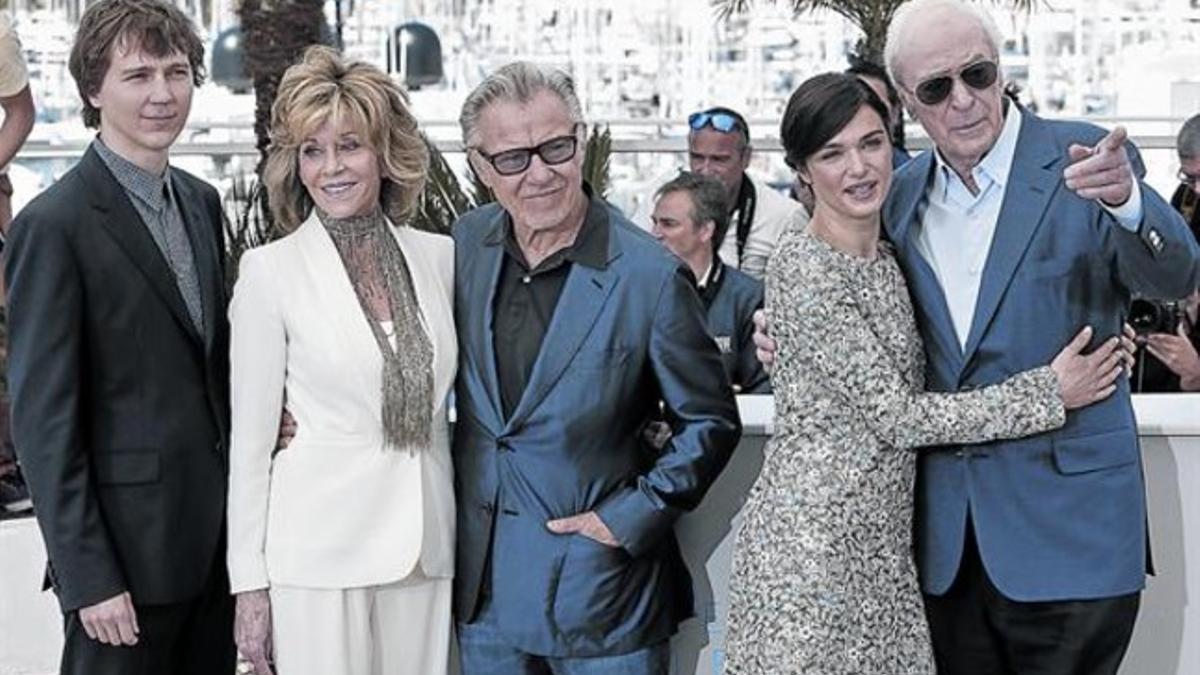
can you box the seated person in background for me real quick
[1128,114,1200,393]
[651,171,770,394]
[846,55,910,168]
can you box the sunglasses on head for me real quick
[688,110,748,136]
[913,60,999,106]
[473,125,581,176]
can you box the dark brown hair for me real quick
[68,0,206,129]
[780,73,890,172]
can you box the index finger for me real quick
[1100,125,1128,153]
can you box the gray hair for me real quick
[655,171,732,251]
[458,61,584,147]
[1179,114,1200,161]
[885,0,1003,88]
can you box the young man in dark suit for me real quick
[4,1,234,673]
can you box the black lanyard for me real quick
[732,177,757,264]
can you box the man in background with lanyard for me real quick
[685,106,809,279]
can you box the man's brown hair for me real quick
[68,0,206,129]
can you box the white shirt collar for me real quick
[695,259,715,289]
[933,102,1023,199]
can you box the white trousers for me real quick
[270,572,452,675]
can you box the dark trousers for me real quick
[59,556,234,675]
[924,523,1140,675]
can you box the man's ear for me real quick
[467,152,494,189]
[739,143,752,171]
[700,219,716,245]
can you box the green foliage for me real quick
[411,135,474,235]
[221,172,277,290]
[582,125,613,200]
[714,0,1036,63]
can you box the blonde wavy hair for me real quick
[264,45,428,232]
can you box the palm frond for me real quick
[583,125,613,199]
[221,173,279,288]
[468,162,495,207]
[413,135,473,234]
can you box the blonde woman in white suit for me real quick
[226,46,456,675]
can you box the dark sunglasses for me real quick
[473,127,581,176]
[913,60,999,106]
[1179,169,1200,188]
[688,110,748,136]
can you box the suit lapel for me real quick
[502,238,620,433]
[960,110,1062,364]
[296,215,382,411]
[472,214,508,431]
[82,148,203,349]
[890,154,965,374]
[172,173,222,356]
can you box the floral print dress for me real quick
[723,227,1065,674]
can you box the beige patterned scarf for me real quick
[321,207,433,452]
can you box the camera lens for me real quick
[1128,299,1163,334]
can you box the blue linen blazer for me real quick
[884,106,1200,601]
[451,198,741,656]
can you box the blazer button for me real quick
[481,503,494,514]
[497,441,511,453]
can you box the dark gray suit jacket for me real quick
[5,146,230,612]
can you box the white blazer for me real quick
[226,213,457,593]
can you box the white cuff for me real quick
[1102,180,1143,233]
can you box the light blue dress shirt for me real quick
[914,105,1143,349]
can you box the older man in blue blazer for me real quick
[878,0,1200,672]
[757,0,1198,671]
[451,62,741,674]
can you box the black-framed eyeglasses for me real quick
[688,110,748,137]
[912,60,999,106]
[1179,169,1200,188]
[472,126,581,176]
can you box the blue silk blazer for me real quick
[884,106,1200,601]
[451,195,741,656]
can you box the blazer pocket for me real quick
[1023,257,1076,281]
[552,534,633,638]
[1052,428,1138,475]
[94,450,161,485]
[569,347,629,371]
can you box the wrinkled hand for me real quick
[235,590,275,675]
[1121,322,1137,377]
[1064,126,1134,207]
[546,511,620,548]
[276,410,296,452]
[1050,326,1124,409]
[752,309,777,372]
[79,591,139,646]
[1146,324,1200,389]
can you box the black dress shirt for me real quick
[491,194,609,419]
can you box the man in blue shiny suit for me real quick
[881,1,1200,673]
[451,62,742,674]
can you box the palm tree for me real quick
[715,0,1034,63]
